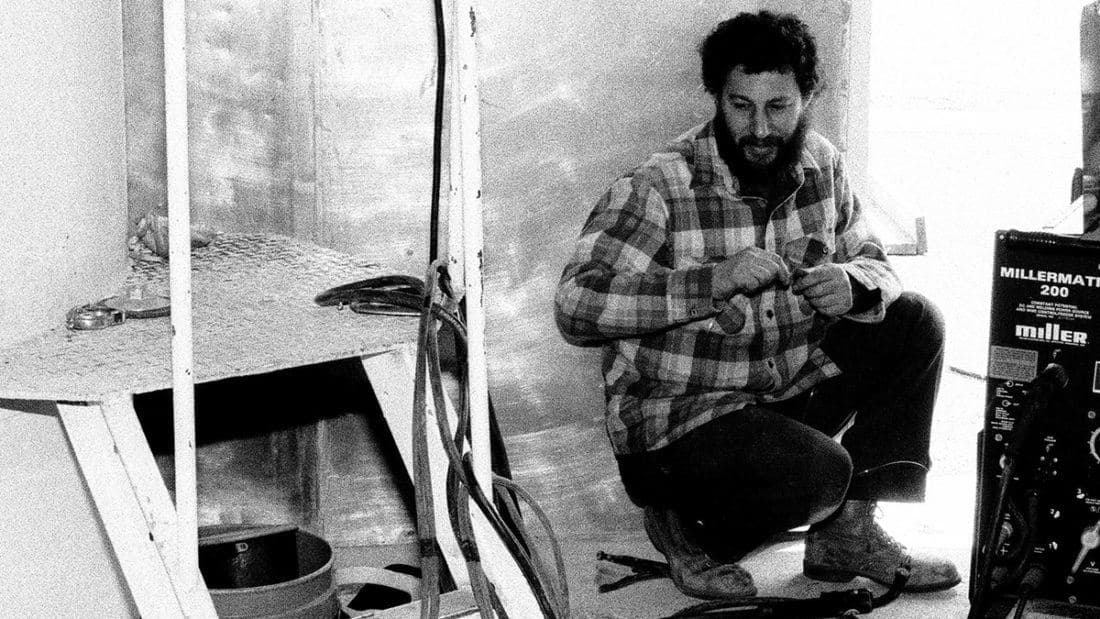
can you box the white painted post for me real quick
[451,3,545,617]
[58,402,188,617]
[454,0,491,510]
[447,10,466,297]
[162,0,200,596]
[359,348,470,588]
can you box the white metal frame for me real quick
[162,0,201,603]
[360,347,472,588]
[448,1,546,615]
[58,396,217,617]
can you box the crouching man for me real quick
[554,11,960,599]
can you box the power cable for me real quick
[428,0,446,262]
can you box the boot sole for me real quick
[803,560,962,593]
[671,578,758,600]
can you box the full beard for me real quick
[720,113,810,184]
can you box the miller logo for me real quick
[1015,323,1088,345]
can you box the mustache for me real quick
[737,135,784,149]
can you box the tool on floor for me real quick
[595,551,671,593]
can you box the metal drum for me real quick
[200,525,339,619]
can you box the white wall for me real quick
[0,0,129,347]
[0,402,136,616]
[0,2,133,614]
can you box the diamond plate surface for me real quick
[0,233,418,401]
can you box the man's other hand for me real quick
[712,247,791,300]
[791,264,853,316]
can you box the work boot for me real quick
[643,506,757,599]
[803,499,961,592]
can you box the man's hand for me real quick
[791,264,853,316]
[712,247,791,300]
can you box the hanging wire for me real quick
[428,0,446,262]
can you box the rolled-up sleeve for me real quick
[554,175,719,344]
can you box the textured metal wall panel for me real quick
[126,0,436,269]
[125,0,317,237]
[312,1,436,268]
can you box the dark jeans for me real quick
[616,291,945,560]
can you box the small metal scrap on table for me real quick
[66,284,172,331]
[66,304,126,330]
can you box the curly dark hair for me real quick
[699,11,820,97]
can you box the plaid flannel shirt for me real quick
[555,121,901,455]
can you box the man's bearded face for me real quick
[719,66,811,179]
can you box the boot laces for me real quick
[863,508,907,555]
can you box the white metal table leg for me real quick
[58,396,216,618]
[360,345,470,588]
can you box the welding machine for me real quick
[971,230,1100,617]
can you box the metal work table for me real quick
[0,233,447,616]
[0,233,417,401]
